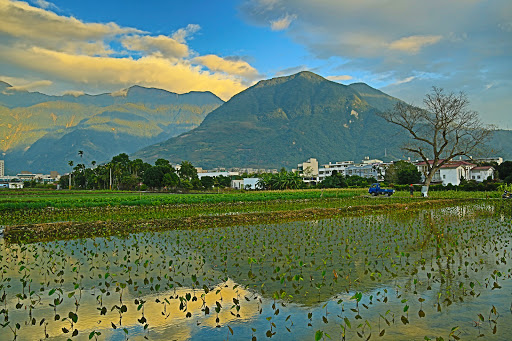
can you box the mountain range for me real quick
[2,72,510,174]
[0,82,223,173]
[134,71,512,169]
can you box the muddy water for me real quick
[0,202,511,340]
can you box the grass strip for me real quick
[4,198,472,244]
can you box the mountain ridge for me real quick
[0,83,222,109]
[0,85,223,173]
[133,71,511,169]
[133,71,405,168]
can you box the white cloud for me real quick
[0,46,247,100]
[110,88,128,97]
[171,24,201,43]
[499,22,512,32]
[3,79,52,92]
[32,0,57,10]
[0,0,142,55]
[0,1,260,100]
[193,54,260,80]
[388,35,442,54]
[270,13,296,31]
[240,0,512,127]
[274,65,309,76]
[391,76,415,86]
[122,35,189,59]
[326,75,353,82]
[62,90,84,97]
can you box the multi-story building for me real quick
[295,158,319,184]
[345,163,383,180]
[317,161,354,182]
[0,160,4,177]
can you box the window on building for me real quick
[443,175,446,179]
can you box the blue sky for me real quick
[0,0,511,127]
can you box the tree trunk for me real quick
[423,166,440,197]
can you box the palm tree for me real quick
[77,151,84,176]
[68,160,74,190]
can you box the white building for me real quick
[361,156,383,165]
[345,163,383,180]
[9,182,23,189]
[295,158,319,184]
[416,160,494,186]
[230,178,259,190]
[437,164,467,186]
[470,166,494,182]
[0,160,4,177]
[197,171,229,179]
[231,179,244,190]
[243,178,259,190]
[317,161,354,182]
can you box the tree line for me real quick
[58,153,235,191]
[33,152,512,192]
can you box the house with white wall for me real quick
[231,179,244,189]
[416,160,494,186]
[470,166,494,182]
[230,178,259,190]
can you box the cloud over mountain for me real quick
[0,0,261,100]
[240,0,512,126]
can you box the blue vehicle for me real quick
[368,183,395,196]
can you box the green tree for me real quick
[73,163,87,188]
[385,161,422,185]
[216,175,232,188]
[497,161,512,183]
[163,172,179,189]
[346,175,376,187]
[257,173,272,190]
[112,153,130,169]
[200,176,215,190]
[155,158,171,168]
[319,172,347,188]
[142,166,164,189]
[178,161,198,181]
[191,177,203,190]
[120,175,139,190]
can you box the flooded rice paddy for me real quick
[0,202,511,340]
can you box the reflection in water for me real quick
[0,202,511,340]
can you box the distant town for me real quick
[0,155,503,190]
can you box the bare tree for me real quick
[379,87,494,193]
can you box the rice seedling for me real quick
[0,194,510,339]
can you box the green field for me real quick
[0,194,511,340]
[0,188,502,244]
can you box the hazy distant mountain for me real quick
[133,71,512,169]
[0,84,223,173]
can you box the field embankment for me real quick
[1,189,500,243]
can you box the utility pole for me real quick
[109,167,112,190]
[69,172,71,190]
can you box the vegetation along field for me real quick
[0,189,511,340]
